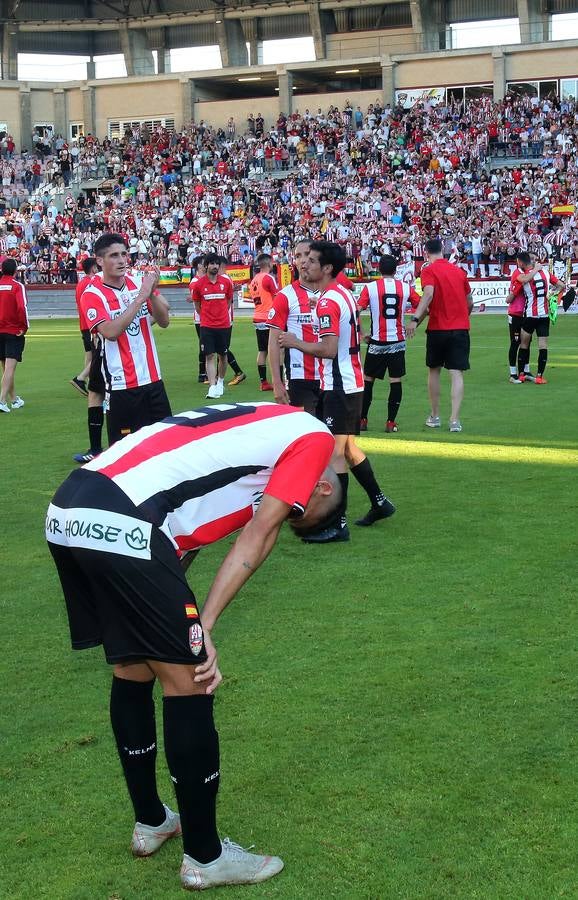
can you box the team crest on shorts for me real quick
[189,623,203,656]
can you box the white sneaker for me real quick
[131,804,181,857]
[180,838,284,891]
[425,415,440,428]
[215,379,224,397]
[11,396,24,409]
[449,420,463,433]
[0,400,11,413]
[206,384,219,399]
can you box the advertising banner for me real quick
[395,88,446,109]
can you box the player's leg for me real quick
[345,435,396,526]
[205,352,217,387]
[360,376,374,430]
[75,347,106,462]
[425,332,443,426]
[508,315,522,381]
[110,660,169,839]
[446,331,469,430]
[427,366,441,421]
[535,323,549,382]
[517,325,532,377]
[0,356,17,406]
[385,352,405,431]
[195,324,206,383]
[448,370,464,426]
[227,347,246,385]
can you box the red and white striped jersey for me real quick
[316,282,364,394]
[85,402,334,551]
[522,268,559,318]
[267,281,320,381]
[81,273,162,391]
[357,278,419,343]
[75,274,95,331]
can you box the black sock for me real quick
[258,364,266,382]
[109,677,165,827]
[538,348,548,376]
[88,405,104,453]
[518,347,530,376]
[279,366,284,383]
[227,351,241,375]
[508,340,519,368]
[387,382,402,422]
[337,472,349,528]
[350,457,385,508]
[361,380,374,418]
[163,695,221,863]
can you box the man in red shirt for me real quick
[407,238,473,432]
[192,252,233,399]
[248,254,278,390]
[0,258,28,413]
[70,257,98,396]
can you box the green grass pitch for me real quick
[2,315,577,899]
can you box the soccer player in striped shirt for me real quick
[278,241,396,539]
[358,255,420,432]
[80,234,171,444]
[514,252,566,384]
[46,402,341,890]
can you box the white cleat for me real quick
[206,384,220,399]
[11,396,25,409]
[0,400,11,413]
[180,838,284,891]
[131,804,181,857]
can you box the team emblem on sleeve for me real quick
[268,308,276,319]
[319,315,331,329]
[87,308,98,321]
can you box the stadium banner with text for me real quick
[469,279,510,307]
[395,87,446,109]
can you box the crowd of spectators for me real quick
[0,90,576,284]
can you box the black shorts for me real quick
[508,315,524,343]
[426,329,470,371]
[363,346,406,380]
[46,469,207,665]
[200,326,231,356]
[0,333,25,362]
[81,328,93,352]
[87,345,105,395]
[107,380,172,445]
[320,390,363,435]
[288,379,321,418]
[522,316,549,338]
[255,327,269,352]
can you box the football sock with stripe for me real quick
[88,405,104,454]
[361,380,374,419]
[538,348,548,376]
[163,695,221,864]
[350,458,385,508]
[387,382,402,422]
[109,676,165,827]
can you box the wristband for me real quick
[411,316,419,323]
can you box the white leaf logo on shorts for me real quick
[87,308,98,321]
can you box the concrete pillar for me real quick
[180,77,194,126]
[19,87,31,151]
[409,0,441,52]
[492,49,506,101]
[2,24,18,81]
[86,58,96,80]
[242,19,259,67]
[381,58,396,109]
[157,49,171,74]
[518,0,549,43]
[277,69,293,117]
[308,1,326,60]
[53,88,67,139]
[81,85,97,139]
[120,24,155,76]
[216,18,248,68]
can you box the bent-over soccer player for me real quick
[46,402,340,892]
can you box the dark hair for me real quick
[256,253,272,266]
[1,257,17,276]
[94,233,127,256]
[309,240,346,276]
[82,256,97,275]
[517,251,532,266]
[192,255,204,268]
[379,255,398,276]
[294,237,312,249]
[203,252,220,267]
[425,238,442,255]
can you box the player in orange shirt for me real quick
[248,253,278,390]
